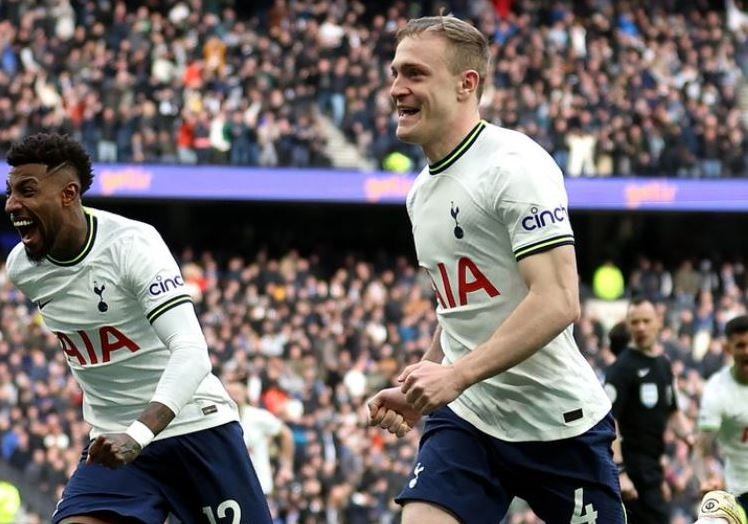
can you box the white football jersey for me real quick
[699,366,748,495]
[239,405,284,495]
[7,208,237,440]
[406,121,611,441]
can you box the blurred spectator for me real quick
[1,1,747,175]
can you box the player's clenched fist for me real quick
[86,433,142,468]
[398,360,467,415]
[368,387,422,437]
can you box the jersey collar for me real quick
[46,209,98,267]
[428,120,487,175]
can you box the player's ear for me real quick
[457,70,480,101]
[724,337,734,357]
[61,180,81,207]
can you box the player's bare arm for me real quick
[138,400,178,434]
[670,408,696,447]
[86,401,175,468]
[367,326,444,435]
[276,424,295,484]
[693,430,724,493]
[399,245,579,414]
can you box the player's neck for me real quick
[731,365,748,385]
[636,344,658,356]
[423,113,482,165]
[48,207,88,261]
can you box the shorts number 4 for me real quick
[570,488,598,524]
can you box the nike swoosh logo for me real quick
[637,368,650,377]
[36,299,52,310]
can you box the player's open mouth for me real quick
[12,217,39,246]
[397,106,420,122]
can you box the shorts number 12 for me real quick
[202,499,241,524]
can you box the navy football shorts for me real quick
[396,407,625,524]
[52,422,272,524]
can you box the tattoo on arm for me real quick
[137,401,176,436]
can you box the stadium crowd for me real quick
[0,245,745,523]
[1,0,748,176]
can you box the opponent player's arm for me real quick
[452,245,579,386]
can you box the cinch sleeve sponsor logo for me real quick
[521,206,568,231]
[148,275,185,296]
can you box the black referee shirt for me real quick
[604,347,677,460]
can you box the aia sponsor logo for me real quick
[56,326,140,365]
[428,257,500,309]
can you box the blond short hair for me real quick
[396,15,489,100]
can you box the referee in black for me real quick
[604,298,694,524]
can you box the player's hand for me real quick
[398,361,466,415]
[367,387,421,437]
[276,463,294,484]
[86,433,142,468]
[619,472,638,501]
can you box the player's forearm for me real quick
[671,410,693,441]
[453,287,578,387]
[422,325,444,363]
[137,401,176,435]
[279,426,295,469]
[692,431,716,481]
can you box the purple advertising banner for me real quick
[88,164,748,211]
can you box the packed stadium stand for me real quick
[0,0,747,175]
[2,1,748,523]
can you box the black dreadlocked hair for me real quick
[6,133,94,194]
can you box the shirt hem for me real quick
[90,409,238,442]
[448,399,609,442]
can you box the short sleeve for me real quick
[489,146,575,261]
[121,226,193,324]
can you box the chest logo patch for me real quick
[93,282,108,312]
[450,201,464,239]
[640,383,658,408]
